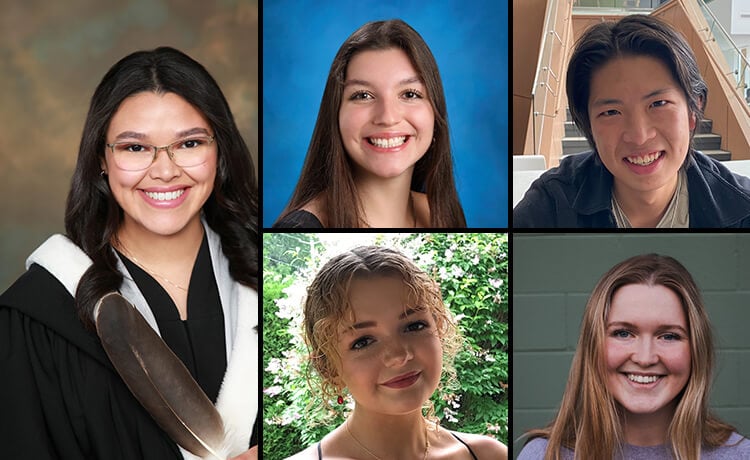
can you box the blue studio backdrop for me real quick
[262,0,508,228]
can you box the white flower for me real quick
[266,358,282,374]
[489,278,503,289]
[264,385,283,397]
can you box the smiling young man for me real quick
[513,15,750,228]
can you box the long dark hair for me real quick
[277,19,466,228]
[66,46,258,330]
[566,15,707,154]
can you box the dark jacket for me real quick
[513,151,750,228]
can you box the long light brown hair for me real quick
[302,246,461,413]
[525,254,734,460]
[277,20,466,228]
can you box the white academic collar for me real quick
[26,224,258,459]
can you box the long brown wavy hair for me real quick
[524,254,735,460]
[276,19,466,228]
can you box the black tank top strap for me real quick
[317,441,323,459]
[450,431,479,460]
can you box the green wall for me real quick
[513,233,750,458]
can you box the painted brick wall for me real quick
[512,233,750,458]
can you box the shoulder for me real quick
[274,195,327,229]
[687,151,750,227]
[284,444,320,460]
[451,431,507,460]
[517,437,551,460]
[1,263,106,362]
[690,151,750,192]
[707,432,750,458]
[1,263,72,313]
[273,209,325,229]
[513,151,602,227]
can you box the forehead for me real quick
[107,91,209,135]
[588,55,683,104]
[345,48,421,84]
[347,275,416,317]
[608,283,687,327]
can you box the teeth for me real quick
[626,151,662,166]
[628,374,659,384]
[145,189,185,201]
[369,136,406,148]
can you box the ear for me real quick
[690,96,704,132]
[100,157,108,175]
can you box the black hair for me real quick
[66,46,258,330]
[566,15,707,152]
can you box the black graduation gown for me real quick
[0,239,232,459]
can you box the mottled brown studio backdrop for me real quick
[0,0,258,290]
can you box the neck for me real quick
[622,404,675,447]
[347,406,430,459]
[115,216,204,267]
[613,175,679,228]
[354,173,416,228]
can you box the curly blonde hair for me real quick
[302,245,461,415]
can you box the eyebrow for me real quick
[590,88,675,108]
[113,127,211,142]
[343,76,423,88]
[607,321,689,335]
[349,307,419,330]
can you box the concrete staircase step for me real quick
[696,119,713,134]
[564,121,581,137]
[701,149,732,161]
[693,133,722,151]
[562,137,590,156]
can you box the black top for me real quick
[513,150,750,228]
[316,431,479,459]
[0,237,256,459]
[273,209,324,229]
[117,234,226,403]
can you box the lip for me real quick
[363,132,412,153]
[381,371,421,389]
[139,186,190,209]
[622,150,665,175]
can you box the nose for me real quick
[373,97,400,126]
[148,147,181,181]
[622,110,656,145]
[381,338,413,368]
[631,337,658,367]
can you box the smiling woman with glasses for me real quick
[0,47,259,460]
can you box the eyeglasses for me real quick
[106,135,216,171]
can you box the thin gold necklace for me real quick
[345,418,430,460]
[118,246,188,292]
